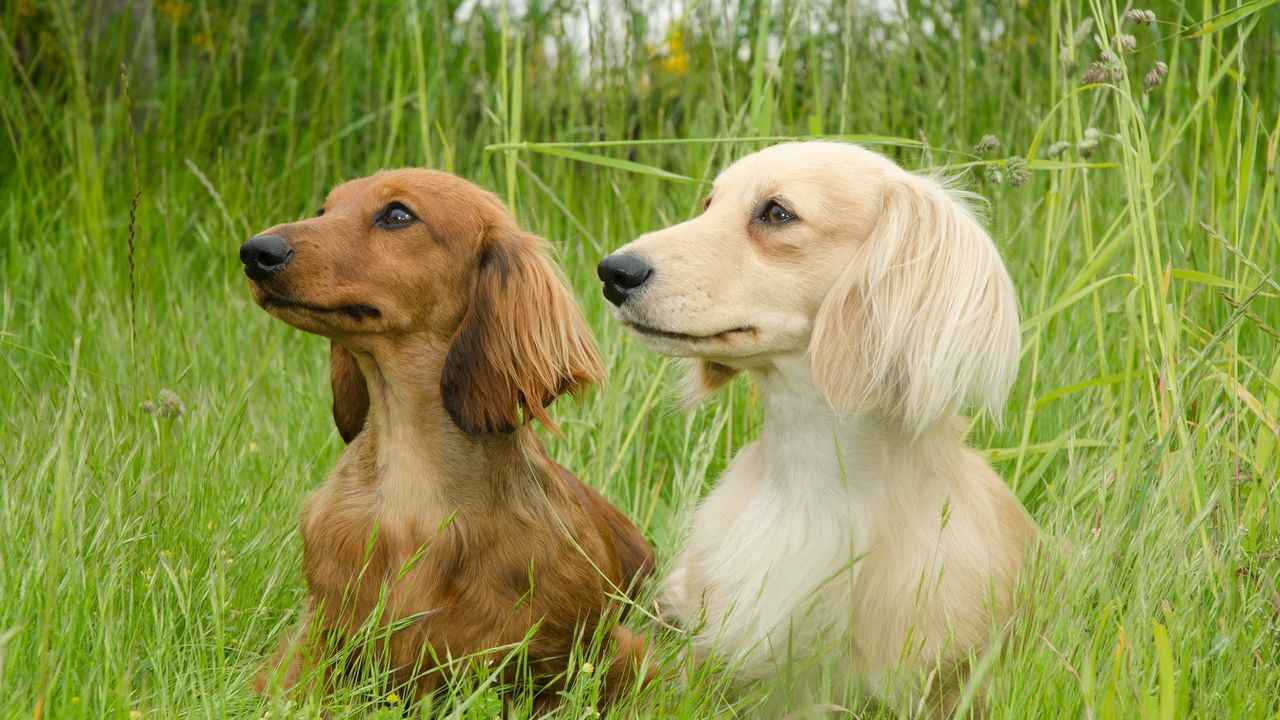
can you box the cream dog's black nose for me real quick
[240,234,295,281]
[597,253,653,306]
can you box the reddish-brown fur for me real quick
[243,169,655,705]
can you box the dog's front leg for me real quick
[600,624,655,704]
[254,604,334,699]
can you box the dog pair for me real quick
[241,142,1035,713]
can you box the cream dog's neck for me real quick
[748,353,962,502]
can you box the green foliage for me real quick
[1,0,1277,717]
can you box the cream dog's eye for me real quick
[759,201,795,224]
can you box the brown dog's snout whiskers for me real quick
[240,233,295,281]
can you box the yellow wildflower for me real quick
[659,29,689,75]
[155,0,191,21]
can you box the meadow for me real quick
[1,0,1278,717]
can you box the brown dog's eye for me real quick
[758,201,796,225]
[375,202,417,228]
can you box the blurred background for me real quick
[1,1,1278,717]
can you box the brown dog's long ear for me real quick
[441,232,605,435]
[330,341,369,443]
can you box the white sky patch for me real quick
[445,0,996,73]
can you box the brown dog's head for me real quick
[241,169,603,439]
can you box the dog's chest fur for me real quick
[663,360,1029,706]
[664,373,875,670]
[298,432,611,686]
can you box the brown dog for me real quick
[240,169,654,705]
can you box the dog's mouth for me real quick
[623,320,755,342]
[261,293,381,321]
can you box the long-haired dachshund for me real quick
[598,142,1035,713]
[241,169,654,705]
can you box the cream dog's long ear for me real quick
[809,174,1020,435]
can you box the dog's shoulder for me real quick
[553,463,656,598]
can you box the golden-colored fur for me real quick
[600,142,1036,714]
[241,169,655,705]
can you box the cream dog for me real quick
[598,141,1035,712]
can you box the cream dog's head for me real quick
[598,141,1020,434]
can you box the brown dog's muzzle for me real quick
[240,233,295,282]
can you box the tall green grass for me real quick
[1,1,1277,717]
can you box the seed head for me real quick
[1144,61,1169,91]
[1082,62,1110,84]
[1046,141,1072,159]
[1071,17,1095,47]
[974,135,1001,154]
[1126,9,1157,25]
[1077,128,1103,158]
[983,164,1005,186]
[142,389,186,419]
[1059,46,1079,73]
[158,389,185,417]
[1006,157,1031,188]
[1114,34,1137,52]
[1099,51,1119,65]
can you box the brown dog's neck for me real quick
[349,341,541,517]
[355,341,460,443]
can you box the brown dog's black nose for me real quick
[240,234,295,281]
[597,253,653,306]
